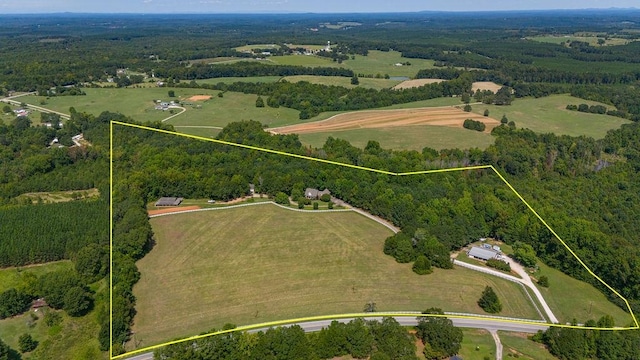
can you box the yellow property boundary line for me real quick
[109,121,639,359]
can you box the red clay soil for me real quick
[148,205,200,216]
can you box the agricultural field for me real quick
[30,88,301,128]
[272,106,500,134]
[131,204,541,349]
[273,105,499,151]
[472,94,631,139]
[527,34,631,46]
[499,332,557,360]
[268,50,436,77]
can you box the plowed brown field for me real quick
[270,106,500,134]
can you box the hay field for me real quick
[130,204,540,348]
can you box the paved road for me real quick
[122,316,548,360]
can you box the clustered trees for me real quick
[154,316,460,360]
[462,119,486,132]
[534,316,640,360]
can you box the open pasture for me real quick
[472,94,631,139]
[131,204,540,348]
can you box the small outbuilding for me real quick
[155,197,184,207]
[468,246,499,261]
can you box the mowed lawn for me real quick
[132,204,540,348]
[533,262,633,326]
[499,332,557,360]
[457,329,495,360]
[472,94,631,139]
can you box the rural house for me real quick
[305,188,330,200]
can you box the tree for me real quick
[351,76,359,85]
[494,86,513,105]
[501,114,508,124]
[63,286,92,317]
[483,109,490,117]
[18,333,37,353]
[2,105,11,114]
[538,275,549,287]
[74,243,108,283]
[463,104,472,112]
[313,202,319,210]
[0,288,32,319]
[416,309,463,360]
[461,92,471,104]
[412,255,433,275]
[168,90,175,97]
[255,96,265,107]
[274,192,290,205]
[478,286,502,313]
[363,301,377,313]
[513,241,537,268]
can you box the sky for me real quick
[0,0,637,14]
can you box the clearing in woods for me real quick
[269,106,500,134]
[130,204,541,349]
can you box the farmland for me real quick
[131,204,541,348]
[472,94,631,139]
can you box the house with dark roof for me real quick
[155,197,184,207]
[468,246,500,261]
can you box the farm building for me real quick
[468,246,500,261]
[305,188,330,200]
[155,197,184,207]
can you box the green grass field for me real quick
[282,75,401,90]
[533,262,633,326]
[499,332,557,360]
[15,188,99,204]
[527,35,630,46]
[268,50,435,77]
[472,94,631,139]
[297,125,495,151]
[131,204,541,349]
[457,329,495,360]
[0,260,72,293]
[30,88,302,128]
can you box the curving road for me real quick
[122,315,548,360]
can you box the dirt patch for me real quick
[472,81,502,93]
[270,106,500,134]
[148,205,200,216]
[392,78,445,90]
[186,95,212,101]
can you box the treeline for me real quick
[154,62,354,81]
[155,313,463,360]
[533,316,640,360]
[174,75,471,119]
